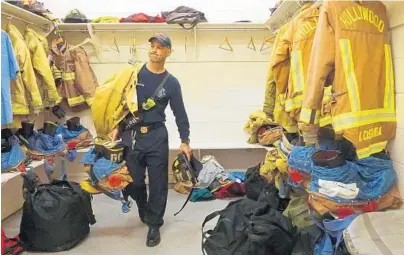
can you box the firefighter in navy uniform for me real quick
[109,34,191,247]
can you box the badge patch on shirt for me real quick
[156,88,166,99]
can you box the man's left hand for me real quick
[180,143,192,160]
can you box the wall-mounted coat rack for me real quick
[54,23,269,60]
[109,33,120,53]
[1,1,54,36]
[248,36,256,51]
[219,36,233,52]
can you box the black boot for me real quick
[16,121,34,147]
[66,117,81,131]
[1,128,13,153]
[146,227,161,247]
[43,121,58,136]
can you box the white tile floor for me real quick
[2,189,236,255]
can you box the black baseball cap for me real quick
[148,33,172,48]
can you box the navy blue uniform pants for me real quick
[122,125,169,228]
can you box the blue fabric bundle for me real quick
[80,148,125,182]
[310,160,358,185]
[309,156,397,202]
[227,171,246,182]
[190,189,215,202]
[27,131,65,155]
[1,136,26,172]
[355,156,396,200]
[314,214,359,255]
[287,146,317,174]
[55,124,88,141]
[80,147,98,164]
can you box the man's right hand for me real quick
[108,128,119,141]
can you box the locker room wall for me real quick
[41,27,272,183]
[41,27,272,182]
[46,28,272,148]
[386,1,404,200]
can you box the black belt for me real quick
[135,122,165,134]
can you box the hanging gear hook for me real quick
[219,36,233,52]
[247,36,256,51]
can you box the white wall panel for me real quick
[396,94,404,129]
[393,162,404,206]
[388,2,404,200]
[47,29,271,149]
[393,58,404,94]
[391,25,404,59]
[388,128,404,166]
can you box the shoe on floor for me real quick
[121,200,132,213]
[146,227,161,247]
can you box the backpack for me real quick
[171,152,203,216]
[202,198,296,255]
[161,6,207,29]
[245,163,269,200]
[64,9,89,23]
[1,229,24,255]
[19,176,96,252]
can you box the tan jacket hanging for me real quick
[50,39,98,108]
[265,23,298,133]
[271,3,323,120]
[299,1,396,159]
[6,24,43,115]
[25,28,62,108]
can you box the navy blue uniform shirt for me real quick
[136,64,190,143]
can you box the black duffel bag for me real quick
[202,198,296,255]
[245,163,268,201]
[19,178,96,252]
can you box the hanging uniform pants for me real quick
[123,123,169,228]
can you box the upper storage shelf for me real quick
[56,22,269,33]
[1,1,270,35]
[1,1,54,33]
[264,0,303,33]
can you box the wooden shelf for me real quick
[56,22,269,33]
[1,1,54,33]
[1,160,44,185]
[1,172,21,185]
[187,143,267,150]
[264,0,302,33]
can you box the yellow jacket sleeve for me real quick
[21,53,43,111]
[299,2,335,128]
[263,73,276,117]
[7,25,43,112]
[25,29,60,107]
[263,23,290,118]
[12,37,43,111]
[271,22,293,99]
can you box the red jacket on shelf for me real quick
[119,13,166,23]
